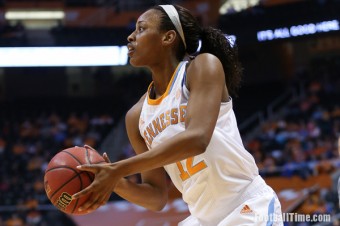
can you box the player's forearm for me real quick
[113,129,207,178]
[113,178,167,211]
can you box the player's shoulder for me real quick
[187,53,223,75]
[126,93,146,123]
[188,53,221,66]
[186,53,224,88]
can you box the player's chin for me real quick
[128,58,144,67]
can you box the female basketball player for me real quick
[73,5,283,225]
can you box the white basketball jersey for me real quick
[139,61,259,225]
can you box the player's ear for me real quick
[162,30,176,47]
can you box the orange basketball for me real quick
[44,146,105,215]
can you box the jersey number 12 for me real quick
[176,157,207,181]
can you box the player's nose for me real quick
[127,31,136,42]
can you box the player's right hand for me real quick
[72,145,117,213]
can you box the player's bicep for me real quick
[185,54,226,140]
[125,97,150,156]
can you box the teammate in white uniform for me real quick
[73,4,283,226]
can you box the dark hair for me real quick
[152,5,243,96]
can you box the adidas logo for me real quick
[240,204,253,214]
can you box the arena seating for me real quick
[0,1,339,225]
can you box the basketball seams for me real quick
[47,170,91,214]
[62,150,83,165]
[63,148,95,184]
[83,146,106,165]
[84,147,107,181]
[85,146,91,164]
[45,146,106,215]
[46,165,78,173]
[47,168,84,200]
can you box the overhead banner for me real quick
[257,19,339,42]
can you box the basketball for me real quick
[44,146,106,215]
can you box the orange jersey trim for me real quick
[147,62,184,105]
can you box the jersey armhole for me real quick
[181,71,190,100]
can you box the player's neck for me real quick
[150,59,180,97]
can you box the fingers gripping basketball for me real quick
[44,146,106,215]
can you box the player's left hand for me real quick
[72,145,119,213]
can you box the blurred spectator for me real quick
[5,214,24,226]
[0,110,114,224]
[26,209,42,226]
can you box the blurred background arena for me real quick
[0,0,339,225]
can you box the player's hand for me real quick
[72,146,118,213]
[103,152,111,163]
[85,144,112,163]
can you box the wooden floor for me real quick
[72,199,190,226]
